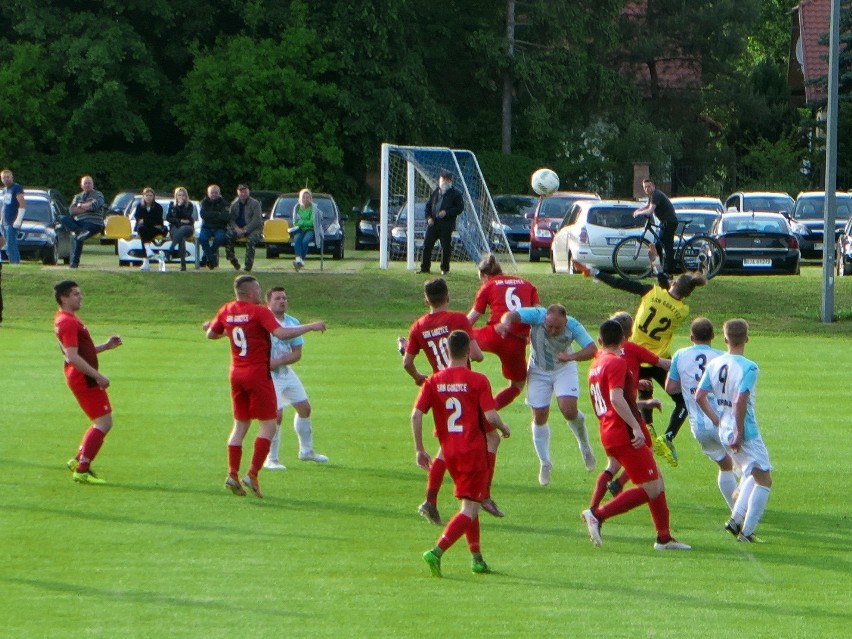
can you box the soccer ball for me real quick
[531,168,560,196]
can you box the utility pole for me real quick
[821,0,840,323]
[501,0,515,154]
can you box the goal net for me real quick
[378,144,515,269]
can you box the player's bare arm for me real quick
[402,353,427,386]
[467,309,482,325]
[468,339,484,363]
[411,409,432,469]
[732,391,749,451]
[694,389,720,427]
[485,409,511,439]
[63,345,110,389]
[656,357,671,371]
[557,342,597,363]
[271,344,302,370]
[664,376,679,395]
[495,311,520,337]
[272,320,327,341]
[95,335,122,353]
[610,387,645,448]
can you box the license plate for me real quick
[743,259,771,267]
[814,243,823,251]
[607,237,626,246]
[517,241,530,249]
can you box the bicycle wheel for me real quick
[612,236,654,279]
[680,235,725,278]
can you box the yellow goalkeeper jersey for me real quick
[631,285,690,358]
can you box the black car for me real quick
[835,217,852,276]
[266,193,345,260]
[251,190,283,220]
[789,191,852,259]
[713,212,800,275]
[1,189,72,265]
[492,194,536,253]
[353,197,380,250]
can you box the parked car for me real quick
[389,202,461,261]
[724,191,794,215]
[266,192,345,260]
[835,216,852,276]
[671,196,725,215]
[492,194,536,253]
[550,200,645,274]
[529,191,600,262]
[712,212,800,275]
[353,197,380,250]
[675,209,722,238]
[251,190,283,220]
[789,191,852,259]
[0,189,72,265]
[116,194,201,266]
[108,190,137,214]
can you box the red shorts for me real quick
[473,325,527,382]
[230,370,277,421]
[606,442,660,485]
[69,378,112,421]
[446,453,489,502]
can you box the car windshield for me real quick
[676,213,718,234]
[673,200,721,212]
[742,195,793,212]
[794,196,852,220]
[495,196,536,218]
[273,196,338,222]
[723,216,788,234]
[395,204,427,225]
[23,199,52,224]
[586,207,645,229]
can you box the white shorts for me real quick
[727,433,772,476]
[272,369,308,411]
[691,423,728,463]
[525,363,580,409]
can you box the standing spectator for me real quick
[496,304,598,485]
[198,184,229,269]
[224,183,263,272]
[0,235,5,325]
[581,319,690,550]
[62,175,106,269]
[467,254,539,409]
[413,329,511,577]
[418,170,464,275]
[290,188,316,271]
[54,280,123,484]
[633,178,678,275]
[1,169,26,264]
[263,286,328,470]
[166,186,195,271]
[695,319,773,543]
[204,275,327,498]
[134,188,166,271]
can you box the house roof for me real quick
[793,0,832,105]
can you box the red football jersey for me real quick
[621,340,660,396]
[406,310,474,373]
[588,350,649,449]
[54,310,98,386]
[415,366,495,470]
[472,275,539,339]
[209,300,281,373]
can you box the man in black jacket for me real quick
[419,170,464,275]
[198,184,230,269]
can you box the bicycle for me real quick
[611,215,725,280]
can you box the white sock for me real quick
[267,424,282,462]
[741,484,771,537]
[294,416,313,454]
[731,475,756,524]
[532,423,551,464]
[567,411,590,448]
[718,470,738,509]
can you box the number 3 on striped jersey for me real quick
[232,327,248,356]
[446,397,463,432]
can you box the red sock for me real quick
[486,451,497,495]
[437,513,472,552]
[590,470,614,509]
[228,445,242,475]
[648,491,672,542]
[76,427,106,472]
[464,515,481,554]
[595,486,650,522]
[426,457,447,506]
[494,385,521,410]
[249,437,272,476]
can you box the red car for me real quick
[528,191,599,262]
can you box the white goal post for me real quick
[378,144,516,269]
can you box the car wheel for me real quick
[529,248,540,263]
[42,243,59,265]
[266,246,279,259]
[119,259,131,267]
[332,243,344,260]
[567,252,579,275]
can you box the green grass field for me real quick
[1,245,850,638]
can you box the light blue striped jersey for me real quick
[698,353,760,445]
[270,314,304,381]
[669,344,723,431]
[516,307,594,372]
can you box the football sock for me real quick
[426,457,447,506]
[437,513,472,552]
[718,470,738,509]
[494,385,521,410]
[76,427,107,472]
[532,423,551,464]
[464,516,481,554]
[741,484,771,537]
[595,486,650,522]
[249,437,272,476]
[591,470,614,509]
[228,444,243,476]
[664,396,688,439]
[567,411,590,448]
[294,416,313,453]
[486,451,497,491]
[268,424,282,462]
[648,491,672,542]
[731,475,756,524]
